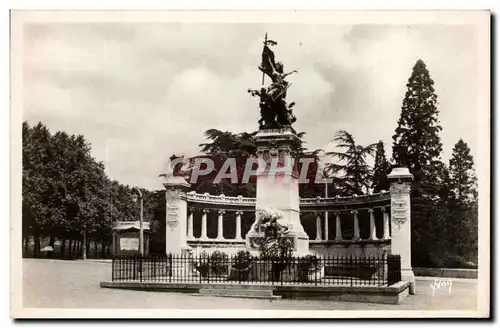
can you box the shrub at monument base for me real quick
[297,255,323,282]
[194,251,229,278]
[228,250,252,281]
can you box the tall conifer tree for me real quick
[392,59,444,266]
[448,139,478,262]
[371,141,390,193]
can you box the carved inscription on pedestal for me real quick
[390,182,411,228]
[166,190,182,231]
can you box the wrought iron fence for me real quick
[111,253,402,287]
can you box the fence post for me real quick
[315,257,318,286]
[236,255,241,284]
[280,258,283,286]
[207,256,210,283]
[132,256,136,280]
[169,253,172,283]
[350,255,353,287]
[199,254,202,283]
[153,255,156,280]
[111,256,115,281]
[381,254,385,286]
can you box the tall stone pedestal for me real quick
[387,167,415,294]
[162,174,192,256]
[245,128,310,255]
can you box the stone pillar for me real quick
[352,210,360,240]
[324,211,329,241]
[382,207,390,239]
[164,189,189,255]
[315,213,322,241]
[387,167,415,294]
[187,209,194,239]
[200,209,208,240]
[217,210,225,240]
[235,211,243,241]
[162,173,191,255]
[369,209,377,240]
[335,212,342,241]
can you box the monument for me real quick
[245,34,310,255]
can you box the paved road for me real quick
[22,259,479,311]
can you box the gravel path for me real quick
[22,259,479,311]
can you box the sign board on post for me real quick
[120,237,139,251]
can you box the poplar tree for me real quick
[448,139,478,263]
[449,139,477,206]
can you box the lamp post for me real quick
[132,187,144,256]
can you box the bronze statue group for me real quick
[248,35,298,129]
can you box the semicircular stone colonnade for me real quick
[161,166,415,292]
[183,191,392,257]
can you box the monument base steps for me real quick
[194,286,281,300]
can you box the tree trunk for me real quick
[76,240,81,257]
[23,235,29,257]
[82,231,87,260]
[71,240,77,258]
[60,238,66,258]
[48,235,55,259]
[85,240,90,259]
[34,234,41,258]
[101,242,105,258]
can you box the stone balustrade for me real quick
[185,192,255,207]
[185,190,390,208]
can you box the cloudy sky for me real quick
[23,22,480,190]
